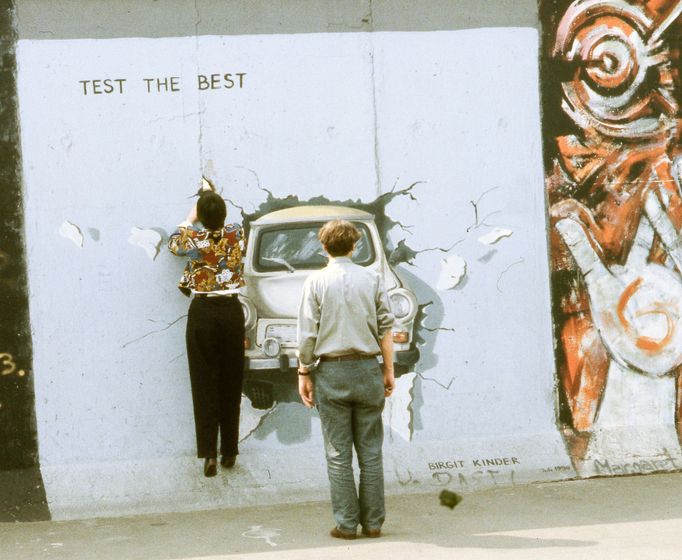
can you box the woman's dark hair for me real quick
[318,220,361,257]
[197,192,227,230]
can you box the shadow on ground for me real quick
[6,472,682,559]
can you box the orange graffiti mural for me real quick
[545,0,682,443]
[616,277,675,352]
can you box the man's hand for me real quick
[379,330,395,397]
[298,373,314,408]
[383,365,395,397]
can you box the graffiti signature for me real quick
[0,353,26,377]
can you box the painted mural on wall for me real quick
[200,178,432,414]
[542,0,682,474]
[16,26,565,519]
[238,200,421,410]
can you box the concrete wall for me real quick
[4,0,680,522]
[540,0,682,477]
[0,1,49,522]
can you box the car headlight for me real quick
[262,337,281,358]
[389,288,417,322]
[239,295,258,331]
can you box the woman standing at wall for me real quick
[168,181,246,477]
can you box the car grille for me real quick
[263,322,297,346]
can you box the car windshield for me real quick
[256,222,375,272]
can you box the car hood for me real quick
[244,260,397,319]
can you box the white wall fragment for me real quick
[383,372,416,442]
[58,220,84,248]
[436,255,467,291]
[128,227,163,260]
[478,227,513,245]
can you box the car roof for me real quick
[252,205,375,225]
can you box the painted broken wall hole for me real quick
[50,172,520,447]
[217,178,436,441]
[218,174,516,441]
[232,178,423,249]
[220,173,517,371]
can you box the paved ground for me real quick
[3,472,682,559]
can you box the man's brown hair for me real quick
[318,220,361,257]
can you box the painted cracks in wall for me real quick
[238,396,275,443]
[496,258,525,294]
[217,171,427,441]
[121,315,188,350]
[60,219,180,350]
[226,167,421,240]
[397,182,518,404]
[212,167,520,444]
[231,168,515,308]
[52,169,519,452]
[386,184,517,298]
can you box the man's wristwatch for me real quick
[297,369,310,376]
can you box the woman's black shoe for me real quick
[220,455,236,469]
[204,458,217,477]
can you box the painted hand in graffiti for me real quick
[555,192,682,377]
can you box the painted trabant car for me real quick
[239,205,420,408]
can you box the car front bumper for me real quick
[245,355,298,371]
[245,348,420,372]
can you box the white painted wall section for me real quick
[16,28,573,520]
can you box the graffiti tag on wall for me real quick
[78,73,247,96]
[0,353,27,377]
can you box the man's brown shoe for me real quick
[361,527,382,538]
[220,455,236,469]
[203,458,217,477]
[330,527,357,540]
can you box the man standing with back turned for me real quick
[297,219,395,540]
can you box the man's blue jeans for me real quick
[314,357,386,533]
